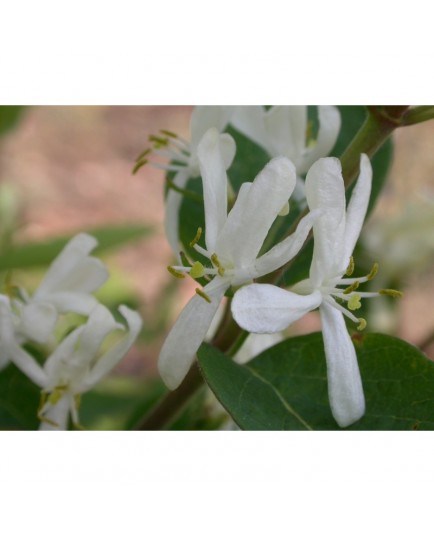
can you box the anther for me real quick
[160,129,178,138]
[348,294,362,311]
[190,261,205,279]
[195,288,212,303]
[167,266,186,279]
[189,227,202,247]
[346,256,355,276]
[210,253,225,276]
[132,159,148,174]
[149,134,169,148]
[135,148,151,162]
[379,289,403,298]
[357,318,367,331]
[367,262,379,281]
[343,281,359,295]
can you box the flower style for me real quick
[158,127,321,390]
[10,233,109,345]
[231,106,341,204]
[0,298,142,430]
[231,154,396,428]
[144,106,235,259]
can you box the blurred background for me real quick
[0,106,433,428]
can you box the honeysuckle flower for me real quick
[0,298,142,430]
[158,127,321,390]
[231,106,341,205]
[231,155,400,428]
[9,233,109,345]
[142,106,235,259]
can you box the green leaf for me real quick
[198,333,434,430]
[0,363,41,430]
[0,106,25,138]
[0,224,153,271]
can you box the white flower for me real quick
[11,233,109,345]
[158,127,320,390]
[231,106,341,205]
[0,298,142,430]
[147,106,235,259]
[231,155,389,428]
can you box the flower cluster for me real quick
[156,105,401,428]
[0,233,142,430]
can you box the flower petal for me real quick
[341,154,373,269]
[264,106,307,164]
[305,157,346,285]
[319,301,365,427]
[300,106,341,173]
[164,168,191,261]
[39,394,71,431]
[158,280,228,390]
[81,305,143,391]
[190,106,232,150]
[41,291,99,316]
[197,128,229,252]
[230,106,272,153]
[19,302,58,344]
[231,284,322,333]
[216,156,297,266]
[253,209,321,278]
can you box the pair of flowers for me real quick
[0,234,142,430]
[158,118,378,428]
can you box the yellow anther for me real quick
[343,281,359,295]
[149,134,169,147]
[348,294,362,311]
[278,201,290,217]
[135,147,151,162]
[367,262,379,281]
[160,129,178,138]
[190,261,205,279]
[210,253,225,276]
[132,159,148,174]
[379,289,403,298]
[189,227,202,247]
[357,318,367,331]
[345,256,355,276]
[167,266,186,279]
[195,288,211,303]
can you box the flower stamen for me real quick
[195,288,212,303]
[189,227,203,247]
[379,289,404,298]
[345,256,355,276]
[167,266,186,279]
[210,253,225,276]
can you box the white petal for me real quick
[319,301,365,428]
[81,305,143,391]
[300,106,341,173]
[264,106,307,164]
[234,332,284,364]
[42,291,99,316]
[43,257,108,295]
[305,157,346,285]
[230,106,272,153]
[164,169,191,261]
[341,154,373,269]
[197,128,229,252]
[231,284,322,333]
[216,157,297,266]
[19,302,58,344]
[34,233,100,297]
[39,394,70,431]
[253,209,321,278]
[43,327,84,388]
[219,132,236,170]
[190,106,232,150]
[158,280,228,390]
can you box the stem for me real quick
[401,106,434,126]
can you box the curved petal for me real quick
[43,327,84,389]
[39,394,70,431]
[190,106,232,150]
[305,157,346,285]
[164,168,191,260]
[81,305,143,391]
[341,154,373,269]
[264,106,307,164]
[219,132,236,170]
[231,284,322,333]
[300,106,341,173]
[197,128,229,252]
[216,156,297,266]
[43,257,108,294]
[230,106,272,152]
[319,301,365,428]
[158,279,228,390]
[19,302,58,344]
[253,209,321,278]
[42,291,99,316]
[234,332,284,364]
[34,233,99,297]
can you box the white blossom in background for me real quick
[0,299,142,430]
[158,127,321,390]
[231,155,397,428]
[146,106,235,259]
[231,106,341,206]
[10,233,109,345]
